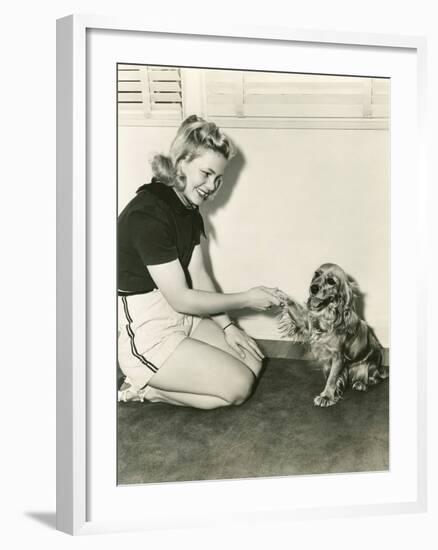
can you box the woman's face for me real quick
[179,149,228,207]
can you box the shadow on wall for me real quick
[346,271,366,321]
[199,145,246,291]
[197,149,380,338]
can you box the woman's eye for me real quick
[327,277,336,285]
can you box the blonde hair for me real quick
[151,115,235,190]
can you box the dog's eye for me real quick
[326,277,336,286]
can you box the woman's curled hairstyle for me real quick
[150,115,235,189]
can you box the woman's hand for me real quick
[223,324,264,361]
[245,286,283,311]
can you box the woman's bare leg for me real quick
[191,318,263,378]
[143,387,230,409]
[147,336,255,409]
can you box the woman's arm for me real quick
[147,250,280,317]
[188,245,265,361]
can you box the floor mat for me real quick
[117,358,389,485]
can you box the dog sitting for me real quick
[277,263,388,407]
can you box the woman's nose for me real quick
[204,176,216,192]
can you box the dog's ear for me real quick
[341,278,360,331]
[344,319,369,361]
[342,278,359,312]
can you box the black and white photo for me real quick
[116,65,390,484]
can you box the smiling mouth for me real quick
[196,188,209,200]
[308,296,334,311]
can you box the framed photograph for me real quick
[56,15,427,535]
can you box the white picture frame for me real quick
[56,15,428,535]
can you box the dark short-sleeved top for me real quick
[118,178,205,296]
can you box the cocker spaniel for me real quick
[277,263,388,407]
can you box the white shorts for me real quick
[118,290,203,393]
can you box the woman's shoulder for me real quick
[123,182,173,217]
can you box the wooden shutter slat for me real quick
[118,76,141,83]
[118,103,144,113]
[118,64,142,70]
[244,93,367,105]
[151,92,182,102]
[118,92,143,103]
[148,69,181,81]
[244,82,366,94]
[244,104,365,117]
[244,73,367,85]
[149,81,181,92]
[118,81,142,92]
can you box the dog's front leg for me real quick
[314,354,344,407]
[278,298,309,339]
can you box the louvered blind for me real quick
[204,70,389,119]
[118,65,183,122]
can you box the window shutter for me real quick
[118,65,183,124]
[116,65,389,128]
[204,70,389,120]
[370,78,390,117]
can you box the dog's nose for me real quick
[310,284,319,295]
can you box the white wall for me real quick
[119,125,389,345]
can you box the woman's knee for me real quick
[223,367,255,405]
[243,353,263,378]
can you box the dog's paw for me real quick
[313,394,337,407]
[277,311,297,338]
[352,381,367,392]
[274,289,291,307]
[334,377,346,400]
[334,387,344,402]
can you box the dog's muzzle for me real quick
[308,295,335,311]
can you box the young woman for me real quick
[118,115,282,409]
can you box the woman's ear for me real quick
[176,158,186,176]
[174,160,187,189]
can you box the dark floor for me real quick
[117,355,389,485]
